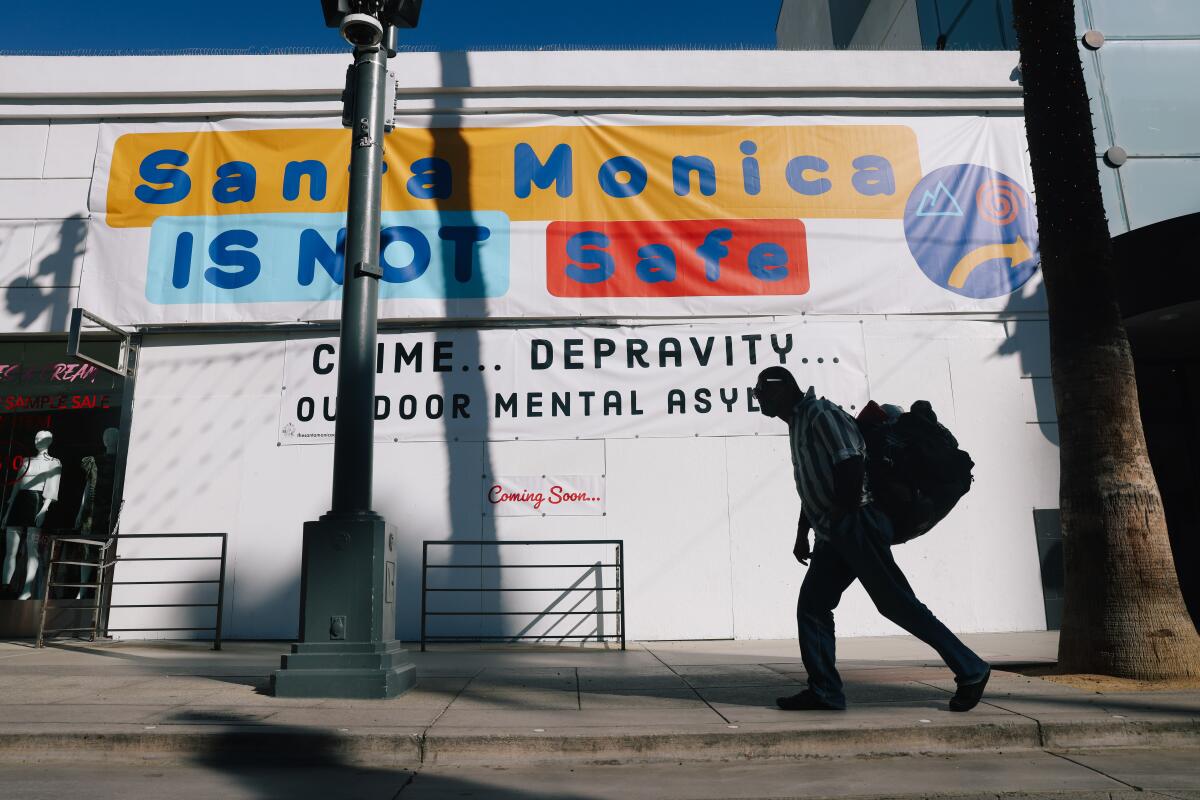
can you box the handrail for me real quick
[48,532,229,650]
[106,532,228,649]
[36,534,115,648]
[421,539,625,652]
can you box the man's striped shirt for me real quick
[788,387,869,539]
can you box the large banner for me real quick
[83,114,1043,325]
[278,319,867,444]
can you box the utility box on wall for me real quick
[1033,508,1063,630]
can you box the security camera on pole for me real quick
[272,0,422,699]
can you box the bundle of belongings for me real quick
[856,399,975,545]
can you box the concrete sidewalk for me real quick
[0,631,1196,769]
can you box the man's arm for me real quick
[830,455,865,522]
[794,510,812,565]
[812,407,866,522]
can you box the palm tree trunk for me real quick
[1012,0,1200,678]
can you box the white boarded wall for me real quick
[0,119,93,334]
[110,317,1056,642]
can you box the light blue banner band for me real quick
[146,211,510,304]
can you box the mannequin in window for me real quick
[2,430,61,600]
[75,427,119,600]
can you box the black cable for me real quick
[941,0,980,49]
[933,0,947,50]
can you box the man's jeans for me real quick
[797,505,990,709]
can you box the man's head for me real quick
[754,367,803,420]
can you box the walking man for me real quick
[753,366,991,712]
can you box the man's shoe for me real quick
[776,690,845,711]
[949,668,990,712]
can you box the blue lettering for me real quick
[672,156,716,197]
[171,232,193,289]
[740,141,761,196]
[635,244,676,283]
[598,156,647,199]
[696,228,733,282]
[564,231,615,284]
[297,228,346,286]
[407,157,453,200]
[438,225,491,283]
[212,161,257,204]
[380,226,431,284]
[851,155,896,196]
[514,143,573,199]
[205,229,260,290]
[748,242,789,282]
[134,149,191,205]
[785,156,831,196]
[283,160,328,201]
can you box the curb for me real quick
[421,721,1040,766]
[667,794,1185,800]
[0,718,1195,768]
[0,729,421,768]
[1039,719,1200,750]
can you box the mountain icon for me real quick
[916,181,965,218]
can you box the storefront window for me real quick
[0,341,124,604]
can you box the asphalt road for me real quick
[2,747,1197,799]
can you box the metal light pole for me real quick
[272,0,422,699]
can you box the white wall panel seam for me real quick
[0,179,90,220]
[37,122,50,177]
[43,121,102,179]
[859,318,873,400]
[723,435,738,639]
[0,98,1028,121]
[1,219,36,286]
[0,120,48,179]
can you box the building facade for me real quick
[1075,0,1200,622]
[0,47,1059,643]
[777,0,1017,51]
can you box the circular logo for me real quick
[904,164,1039,299]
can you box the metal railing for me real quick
[420,539,624,651]
[100,533,228,650]
[36,534,116,647]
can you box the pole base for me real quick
[271,640,416,698]
[270,515,414,698]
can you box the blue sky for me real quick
[0,1,783,54]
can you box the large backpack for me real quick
[856,400,974,545]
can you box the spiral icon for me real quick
[905,164,1039,299]
[976,180,1026,226]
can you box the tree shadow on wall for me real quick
[4,217,87,333]
[420,51,502,644]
